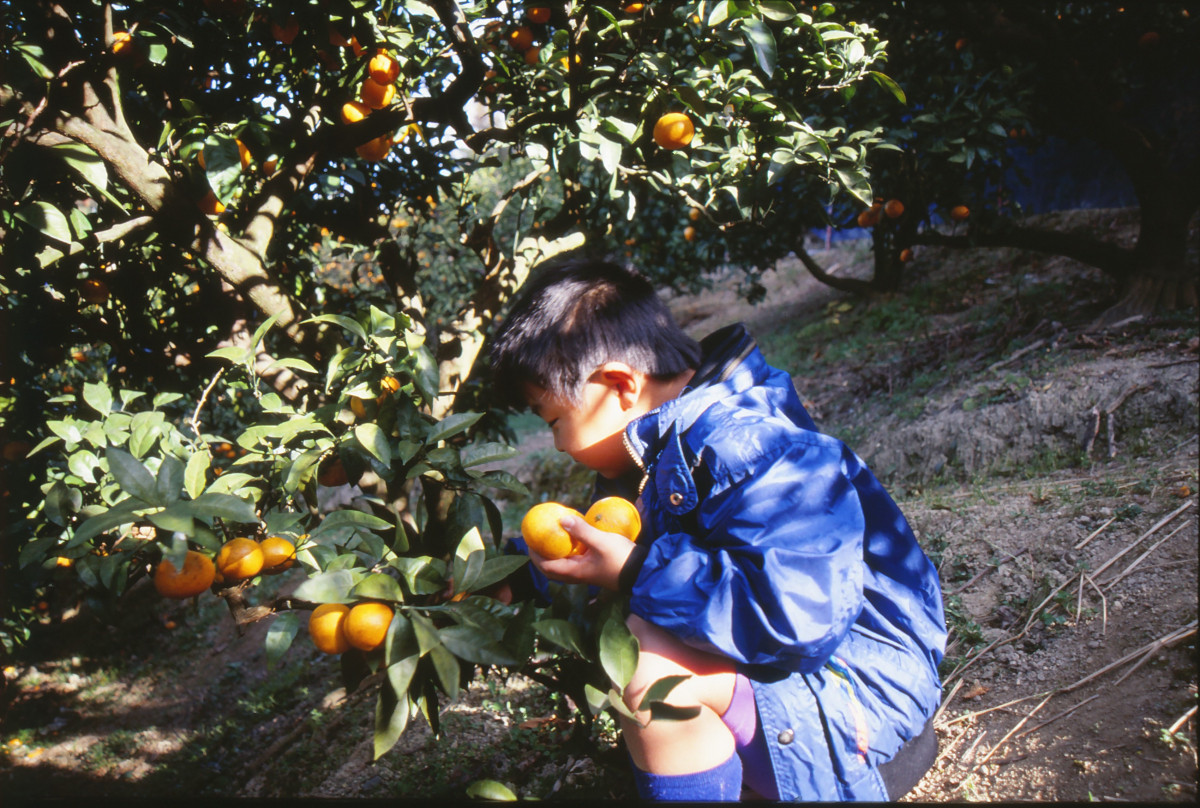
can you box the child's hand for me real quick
[528,512,635,591]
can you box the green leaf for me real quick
[67,498,144,548]
[533,619,589,658]
[82,382,113,416]
[107,446,160,503]
[128,411,165,458]
[428,644,461,699]
[155,455,185,504]
[599,613,639,691]
[189,492,258,523]
[385,614,421,663]
[374,677,411,760]
[292,570,356,603]
[742,18,778,77]
[426,411,482,444]
[16,201,73,245]
[637,674,692,711]
[265,612,300,670]
[303,313,367,341]
[438,625,519,666]
[465,780,517,801]
[868,70,906,104]
[759,1,799,22]
[206,346,250,364]
[266,357,318,374]
[44,481,82,527]
[248,312,283,355]
[385,653,419,696]
[350,572,405,602]
[459,442,519,468]
[51,141,109,194]
[147,501,194,535]
[184,452,210,500]
[465,555,528,595]
[68,449,100,484]
[354,422,391,465]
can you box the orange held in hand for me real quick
[585,497,641,541]
[154,550,216,599]
[521,501,584,560]
[215,537,264,582]
[344,602,394,651]
[309,603,351,654]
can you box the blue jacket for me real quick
[612,324,946,801]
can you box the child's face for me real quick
[523,374,639,479]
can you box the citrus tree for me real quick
[1,0,897,759]
[829,2,1198,315]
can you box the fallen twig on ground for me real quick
[1014,694,1101,739]
[1074,515,1117,550]
[1100,519,1193,589]
[1063,621,1197,693]
[942,692,1052,727]
[933,679,965,725]
[988,338,1046,372]
[1088,501,1194,582]
[973,693,1053,771]
[1167,705,1197,736]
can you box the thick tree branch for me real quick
[794,243,877,296]
[912,225,1137,279]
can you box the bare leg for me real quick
[619,614,739,775]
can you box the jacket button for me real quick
[668,492,684,506]
[777,729,795,745]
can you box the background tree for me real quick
[1,0,893,755]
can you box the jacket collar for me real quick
[623,323,760,475]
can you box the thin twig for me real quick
[948,564,996,597]
[1015,694,1100,739]
[1100,519,1193,590]
[1089,501,1195,581]
[1104,383,1145,415]
[1085,574,1108,635]
[1075,571,1085,622]
[960,730,989,768]
[1074,515,1117,550]
[1167,705,1197,735]
[988,338,1046,372]
[1062,622,1197,693]
[973,693,1053,770]
[1084,406,1102,456]
[189,367,227,439]
[933,679,965,726]
[942,691,1053,727]
[1106,411,1117,458]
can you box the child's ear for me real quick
[597,363,643,409]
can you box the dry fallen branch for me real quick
[1167,705,1197,736]
[988,338,1046,372]
[1062,621,1197,693]
[1100,519,1193,590]
[973,693,1053,771]
[1089,501,1195,581]
[942,691,1053,727]
[933,679,965,726]
[1015,694,1101,739]
[1074,515,1117,550]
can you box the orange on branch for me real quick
[356,134,392,161]
[884,199,905,218]
[527,7,551,24]
[653,112,695,150]
[318,457,349,487]
[856,209,879,228]
[359,78,396,110]
[80,279,110,304]
[309,603,351,654]
[260,536,296,572]
[585,497,641,541]
[899,248,914,263]
[509,26,535,51]
[950,205,971,222]
[524,46,541,65]
[521,502,584,560]
[683,225,696,242]
[368,52,401,84]
[215,537,264,582]
[198,190,225,216]
[154,551,216,599]
[344,602,394,651]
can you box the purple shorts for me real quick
[721,673,779,800]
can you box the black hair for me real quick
[489,259,701,408]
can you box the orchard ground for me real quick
[2,208,1196,801]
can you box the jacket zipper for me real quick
[622,429,650,496]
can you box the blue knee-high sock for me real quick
[630,751,743,801]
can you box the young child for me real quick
[489,259,946,801]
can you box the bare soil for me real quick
[2,208,1197,802]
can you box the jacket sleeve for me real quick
[625,436,865,673]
